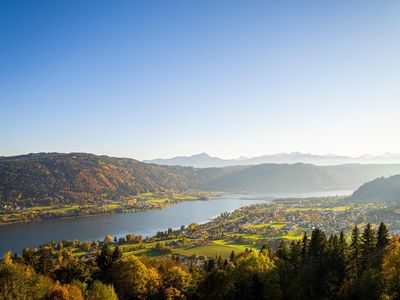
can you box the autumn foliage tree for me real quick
[2,222,400,300]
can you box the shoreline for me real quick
[0,194,267,254]
[0,194,223,227]
[0,190,352,227]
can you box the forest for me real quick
[1,222,400,299]
[3,152,400,208]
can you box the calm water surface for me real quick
[0,190,352,254]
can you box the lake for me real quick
[0,190,352,254]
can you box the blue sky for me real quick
[1,1,400,160]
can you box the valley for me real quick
[2,152,400,225]
[24,193,400,262]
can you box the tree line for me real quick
[1,223,400,299]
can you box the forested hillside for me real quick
[0,153,209,206]
[2,153,400,207]
[349,174,400,203]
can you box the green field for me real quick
[123,248,165,257]
[278,234,303,240]
[136,192,155,199]
[24,204,82,213]
[226,232,268,240]
[173,243,234,258]
[247,222,287,229]
[212,240,259,251]
[173,240,257,258]
[285,206,349,212]
[70,247,88,257]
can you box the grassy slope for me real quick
[172,240,260,258]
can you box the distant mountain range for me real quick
[348,174,400,204]
[3,153,400,206]
[144,152,400,168]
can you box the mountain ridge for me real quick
[144,152,400,168]
[348,174,400,203]
[2,153,400,206]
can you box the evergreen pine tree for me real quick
[338,230,348,282]
[375,222,389,268]
[289,240,302,272]
[325,233,348,295]
[229,250,236,262]
[96,244,114,279]
[309,228,326,259]
[112,246,122,262]
[37,248,54,275]
[376,222,389,252]
[250,273,264,300]
[361,223,376,271]
[308,228,327,298]
[301,232,309,262]
[349,225,362,279]
[276,241,291,297]
[276,240,289,260]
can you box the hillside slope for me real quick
[348,175,400,203]
[203,163,400,193]
[199,163,349,192]
[2,153,400,206]
[0,153,211,205]
[326,164,400,187]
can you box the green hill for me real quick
[348,174,400,203]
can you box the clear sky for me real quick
[1,1,400,160]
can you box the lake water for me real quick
[0,190,353,254]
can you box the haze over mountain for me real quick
[145,152,400,168]
[3,153,400,206]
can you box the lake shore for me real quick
[0,190,221,225]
